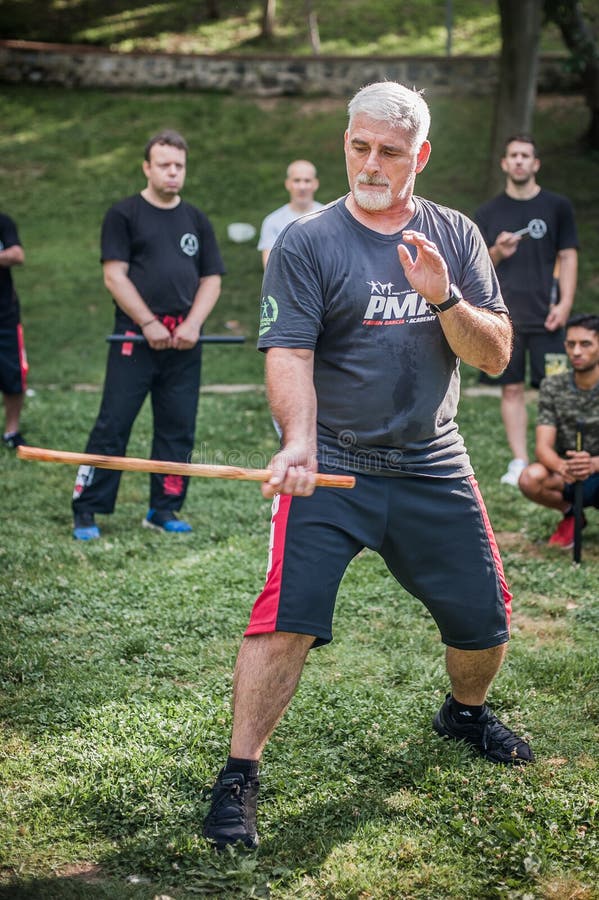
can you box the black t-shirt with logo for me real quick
[475,189,578,332]
[101,194,225,324]
[0,212,22,327]
[258,196,507,477]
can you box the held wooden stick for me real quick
[17,446,356,489]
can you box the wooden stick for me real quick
[17,446,356,489]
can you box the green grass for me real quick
[1,0,598,56]
[0,87,598,898]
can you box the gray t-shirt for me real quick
[258,196,507,477]
[257,202,324,252]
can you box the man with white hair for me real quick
[203,81,533,851]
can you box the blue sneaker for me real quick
[73,512,101,540]
[142,509,192,533]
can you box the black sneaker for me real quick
[203,769,259,850]
[2,431,27,449]
[433,694,534,766]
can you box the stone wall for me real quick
[0,40,580,97]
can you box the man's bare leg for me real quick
[435,643,533,764]
[518,463,570,512]
[203,631,315,849]
[230,631,315,760]
[3,392,24,436]
[445,644,506,705]
[500,383,528,462]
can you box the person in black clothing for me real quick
[0,211,27,449]
[475,135,578,488]
[72,129,225,540]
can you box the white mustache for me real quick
[356,174,390,187]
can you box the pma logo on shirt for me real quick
[259,296,279,336]
[180,233,199,256]
[363,281,434,326]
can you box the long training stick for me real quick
[17,446,356,490]
[573,419,585,564]
[106,334,245,344]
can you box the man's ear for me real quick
[416,140,431,173]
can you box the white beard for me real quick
[353,177,393,211]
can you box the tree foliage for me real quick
[545,0,599,147]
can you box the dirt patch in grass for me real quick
[511,612,571,645]
[55,863,104,882]
[538,875,596,900]
[494,530,547,558]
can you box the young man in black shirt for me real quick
[475,135,578,487]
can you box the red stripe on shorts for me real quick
[469,475,512,629]
[16,323,28,391]
[245,493,292,636]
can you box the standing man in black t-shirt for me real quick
[0,211,28,449]
[71,129,225,540]
[475,135,578,487]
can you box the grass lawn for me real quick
[0,87,598,898]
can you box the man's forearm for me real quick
[0,245,25,268]
[265,348,317,452]
[435,306,512,376]
[104,266,155,326]
[185,275,222,329]
[557,249,578,315]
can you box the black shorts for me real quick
[563,473,599,508]
[480,329,567,388]
[0,323,28,394]
[246,472,512,651]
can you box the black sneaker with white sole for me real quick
[2,431,27,449]
[203,769,259,850]
[433,694,534,765]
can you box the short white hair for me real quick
[347,82,431,149]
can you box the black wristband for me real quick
[428,283,463,314]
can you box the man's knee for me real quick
[518,462,548,498]
[502,382,525,402]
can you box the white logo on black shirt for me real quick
[363,288,432,325]
[180,233,199,256]
[527,219,547,240]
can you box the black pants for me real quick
[72,338,202,516]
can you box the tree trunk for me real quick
[262,0,276,40]
[545,0,599,149]
[205,0,220,19]
[486,0,543,195]
[305,0,321,55]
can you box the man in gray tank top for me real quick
[203,81,533,852]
